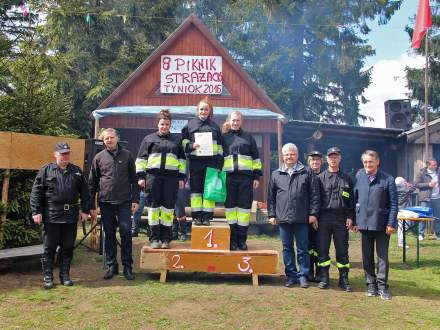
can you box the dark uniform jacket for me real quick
[318,169,354,219]
[181,118,224,170]
[354,170,398,230]
[88,145,140,209]
[267,162,320,224]
[135,132,186,179]
[30,162,90,223]
[414,167,440,202]
[222,129,262,179]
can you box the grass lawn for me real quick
[0,231,440,329]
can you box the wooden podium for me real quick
[140,223,279,286]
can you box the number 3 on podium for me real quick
[238,256,253,273]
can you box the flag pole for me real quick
[424,29,430,160]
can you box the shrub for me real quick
[0,219,42,249]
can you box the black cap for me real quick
[327,147,342,156]
[55,142,71,154]
[308,150,323,158]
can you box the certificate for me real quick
[194,132,213,156]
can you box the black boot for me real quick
[123,266,135,280]
[318,267,330,289]
[193,214,203,226]
[172,218,179,241]
[338,269,352,292]
[103,263,119,280]
[178,221,188,241]
[229,224,238,250]
[314,264,322,283]
[59,256,74,286]
[237,225,248,250]
[202,213,211,226]
[308,258,315,282]
[41,256,54,289]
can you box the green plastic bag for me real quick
[203,167,227,202]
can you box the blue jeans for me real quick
[419,200,440,237]
[279,222,310,280]
[100,201,133,268]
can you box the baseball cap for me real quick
[327,147,342,156]
[55,142,71,154]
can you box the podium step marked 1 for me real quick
[140,224,279,286]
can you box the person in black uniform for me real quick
[30,142,90,289]
[181,97,224,226]
[317,147,354,291]
[306,150,323,282]
[136,110,186,249]
[222,111,262,250]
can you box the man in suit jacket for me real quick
[354,150,397,300]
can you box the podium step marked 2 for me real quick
[140,224,279,286]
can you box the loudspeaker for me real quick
[384,99,412,130]
[83,139,128,177]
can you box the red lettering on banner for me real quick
[175,58,185,71]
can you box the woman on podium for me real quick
[181,97,224,226]
[222,111,262,250]
[135,110,186,249]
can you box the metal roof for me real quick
[93,106,285,120]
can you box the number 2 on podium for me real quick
[203,229,218,248]
[172,254,184,269]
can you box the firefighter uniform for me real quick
[307,150,323,282]
[181,118,223,225]
[317,150,354,291]
[223,129,262,250]
[30,143,90,289]
[136,131,186,246]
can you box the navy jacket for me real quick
[354,170,398,230]
[267,162,320,224]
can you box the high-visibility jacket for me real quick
[136,132,186,179]
[222,129,262,179]
[181,118,224,170]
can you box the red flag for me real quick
[411,0,433,49]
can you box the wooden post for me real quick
[277,119,283,167]
[92,116,100,250]
[1,169,10,225]
[252,273,259,287]
[160,270,168,283]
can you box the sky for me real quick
[359,0,425,128]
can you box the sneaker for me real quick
[161,241,170,249]
[378,289,392,300]
[179,233,187,241]
[418,235,424,241]
[193,218,203,226]
[202,218,210,226]
[367,284,378,297]
[397,243,409,249]
[150,240,160,249]
[299,277,309,289]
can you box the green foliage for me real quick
[192,0,400,124]
[42,0,180,137]
[0,219,41,249]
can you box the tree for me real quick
[190,0,401,125]
[405,1,440,124]
[41,0,181,137]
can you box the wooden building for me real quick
[93,14,284,202]
[398,118,440,182]
[282,120,404,177]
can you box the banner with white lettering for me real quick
[160,55,222,94]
